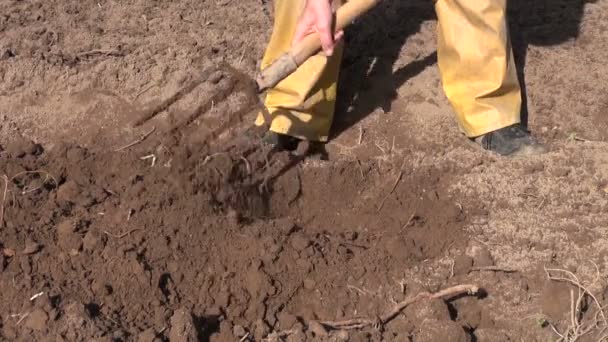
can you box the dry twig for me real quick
[115,126,156,152]
[316,284,479,330]
[0,175,8,228]
[469,266,517,273]
[103,228,141,239]
[377,159,406,212]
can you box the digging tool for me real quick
[132,0,380,133]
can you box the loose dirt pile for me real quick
[0,134,480,341]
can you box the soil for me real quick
[1,0,608,341]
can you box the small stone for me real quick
[290,234,310,251]
[25,308,48,331]
[308,321,328,337]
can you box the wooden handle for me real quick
[256,0,380,92]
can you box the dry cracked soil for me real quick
[1,0,608,341]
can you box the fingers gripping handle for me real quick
[256,0,380,92]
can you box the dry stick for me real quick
[77,49,123,58]
[135,83,157,99]
[0,175,8,228]
[401,212,417,230]
[377,159,406,212]
[239,156,252,175]
[115,126,156,152]
[103,228,141,239]
[358,126,364,145]
[469,266,517,273]
[317,284,479,330]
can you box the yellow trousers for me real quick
[255,0,521,141]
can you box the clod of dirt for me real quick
[25,308,49,332]
[2,247,16,257]
[4,138,43,158]
[474,328,510,342]
[308,320,328,337]
[415,319,470,342]
[453,255,473,275]
[386,236,424,262]
[540,280,572,321]
[467,245,494,267]
[303,278,316,290]
[454,297,483,329]
[278,311,298,329]
[252,319,270,341]
[226,208,241,226]
[290,233,311,252]
[551,167,571,177]
[334,330,349,341]
[82,230,105,252]
[404,298,451,322]
[56,220,82,254]
[137,328,159,342]
[169,308,197,342]
[22,239,41,255]
[522,161,545,174]
[56,180,81,203]
[286,323,306,342]
[232,324,247,338]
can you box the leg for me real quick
[435,0,521,138]
[255,0,344,142]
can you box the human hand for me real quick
[292,0,344,56]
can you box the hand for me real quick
[292,0,344,56]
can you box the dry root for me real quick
[545,267,608,342]
[315,284,479,330]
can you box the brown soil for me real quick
[2,0,608,341]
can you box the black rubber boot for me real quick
[474,124,546,156]
[262,131,301,152]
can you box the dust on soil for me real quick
[2,0,608,341]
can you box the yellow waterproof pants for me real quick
[255,0,521,141]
